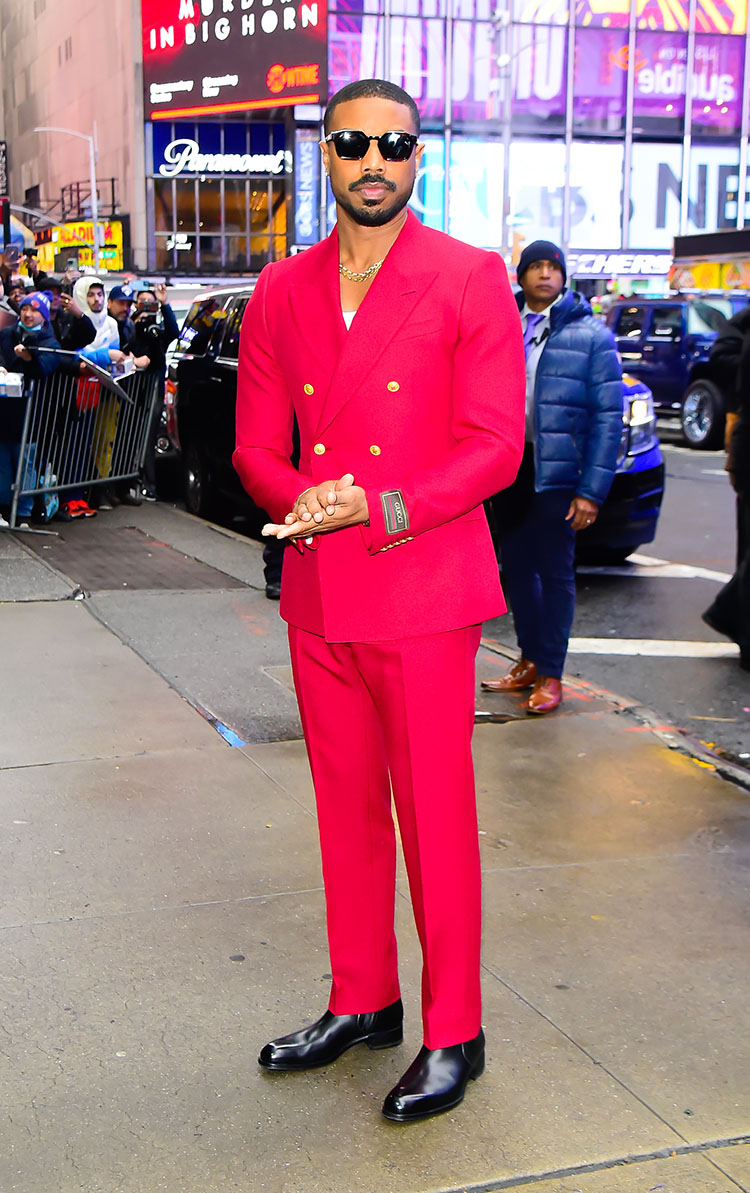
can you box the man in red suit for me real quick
[234,78,525,1122]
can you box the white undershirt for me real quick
[342,310,356,330]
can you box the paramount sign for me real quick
[158,138,290,177]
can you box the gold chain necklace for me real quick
[339,258,385,283]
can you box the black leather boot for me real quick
[258,998,403,1071]
[381,1028,485,1121]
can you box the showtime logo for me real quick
[267,63,320,94]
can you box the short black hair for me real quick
[324,79,421,136]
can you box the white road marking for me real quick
[701,468,729,476]
[577,553,732,583]
[568,638,739,658]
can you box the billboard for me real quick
[142,0,327,120]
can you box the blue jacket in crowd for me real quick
[517,288,623,506]
[0,321,61,441]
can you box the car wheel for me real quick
[680,380,724,450]
[184,441,218,519]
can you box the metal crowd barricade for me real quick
[8,350,162,530]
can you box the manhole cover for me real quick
[25,524,248,592]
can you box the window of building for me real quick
[154,180,173,234]
[569,142,624,246]
[509,139,566,243]
[691,35,745,134]
[632,32,688,133]
[511,25,568,132]
[629,141,742,248]
[175,178,198,237]
[572,28,628,133]
[197,180,222,234]
[223,180,249,234]
[696,0,746,34]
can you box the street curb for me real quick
[480,638,750,795]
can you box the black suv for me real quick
[605,295,742,449]
[166,284,257,518]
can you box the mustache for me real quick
[349,175,397,193]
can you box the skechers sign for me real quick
[141,0,327,120]
[158,138,289,177]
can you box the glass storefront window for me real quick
[154,179,173,234]
[629,141,742,248]
[452,20,494,123]
[328,13,385,98]
[225,237,249,271]
[175,178,198,236]
[392,0,448,15]
[509,139,565,243]
[696,0,747,34]
[573,28,628,132]
[198,235,223,270]
[691,35,745,133]
[506,140,623,248]
[195,177,221,233]
[329,0,383,12]
[575,0,628,27]
[632,31,688,132]
[635,0,686,31]
[197,180,222,234]
[511,25,568,131]
[224,180,249,234]
[154,237,174,272]
[328,12,445,119]
[514,0,569,25]
[569,142,624,246]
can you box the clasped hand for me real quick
[262,473,369,543]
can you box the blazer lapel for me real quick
[288,232,346,405]
[315,213,438,436]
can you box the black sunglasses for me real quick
[325,129,419,162]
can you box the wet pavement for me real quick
[2,507,750,1193]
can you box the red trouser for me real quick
[288,623,483,1050]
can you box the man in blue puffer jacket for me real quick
[483,240,622,713]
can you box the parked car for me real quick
[166,284,258,519]
[575,373,664,563]
[605,294,746,449]
[169,285,663,559]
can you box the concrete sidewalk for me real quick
[2,523,750,1193]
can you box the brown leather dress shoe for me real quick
[481,658,537,692]
[523,676,562,714]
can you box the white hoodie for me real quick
[73,276,119,353]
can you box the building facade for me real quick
[2,0,749,289]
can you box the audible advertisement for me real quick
[142,0,327,120]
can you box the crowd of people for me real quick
[0,249,179,526]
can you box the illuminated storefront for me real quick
[143,0,750,281]
[142,0,326,272]
[329,0,750,285]
[35,220,128,273]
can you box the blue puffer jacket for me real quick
[519,288,623,506]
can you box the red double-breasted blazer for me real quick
[234,211,525,643]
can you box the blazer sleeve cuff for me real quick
[362,486,415,555]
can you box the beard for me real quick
[333,175,414,227]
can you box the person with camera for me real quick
[47,276,96,353]
[128,283,179,501]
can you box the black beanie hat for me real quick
[517,240,567,284]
